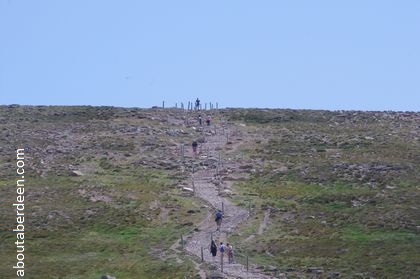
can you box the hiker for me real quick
[215,210,223,231]
[198,114,202,126]
[227,243,234,264]
[195,98,200,110]
[210,240,217,261]
[219,242,226,264]
[192,141,198,154]
[206,116,211,126]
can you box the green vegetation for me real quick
[227,109,420,278]
[0,106,205,278]
[2,169,203,278]
[1,106,418,278]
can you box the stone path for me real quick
[181,123,275,279]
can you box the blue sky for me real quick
[1,1,419,111]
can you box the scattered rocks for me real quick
[332,162,405,185]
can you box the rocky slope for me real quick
[0,106,418,278]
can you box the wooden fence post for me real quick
[181,144,185,160]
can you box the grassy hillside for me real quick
[0,106,418,278]
[225,109,419,278]
[0,106,205,278]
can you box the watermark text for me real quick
[14,148,25,277]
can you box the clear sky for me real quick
[1,1,419,111]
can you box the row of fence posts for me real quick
[179,233,257,277]
[162,101,219,110]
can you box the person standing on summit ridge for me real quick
[195,98,200,110]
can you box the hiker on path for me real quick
[210,240,217,262]
[192,141,198,154]
[219,242,226,264]
[206,116,211,126]
[198,114,202,126]
[215,210,223,231]
[227,243,234,264]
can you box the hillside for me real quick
[0,106,419,278]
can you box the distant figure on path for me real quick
[192,141,198,154]
[215,210,223,231]
[227,243,234,263]
[210,240,217,261]
[219,242,226,264]
[206,116,211,126]
[198,114,202,126]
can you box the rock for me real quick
[328,272,341,278]
[266,265,277,272]
[275,166,289,173]
[70,170,84,176]
[101,275,116,279]
[166,129,180,136]
[307,267,324,274]
[207,271,223,279]
[221,189,233,197]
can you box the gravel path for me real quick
[182,125,275,279]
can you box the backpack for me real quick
[220,245,225,253]
[215,211,223,221]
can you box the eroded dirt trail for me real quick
[182,124,275,279]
